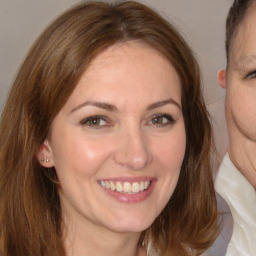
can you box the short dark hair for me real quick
[225,0,254,62]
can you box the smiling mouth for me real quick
[99,180,151,194]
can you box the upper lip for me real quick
[97,177,156,183]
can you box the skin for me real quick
[218,2,256,189]
[38,41,186,256]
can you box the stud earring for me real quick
[40,158,50,163]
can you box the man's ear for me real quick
[36,139,54,168]
[217,69,227,89]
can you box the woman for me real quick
[0,1,218,255]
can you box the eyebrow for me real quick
[235,54,256,74]
[70,98,181,114]
[70,101,118,113]
[146,98,181,110]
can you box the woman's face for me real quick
[39,41,186,234]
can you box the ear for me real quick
[217,69,227,89]
[36,139,54,168]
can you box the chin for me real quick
[107,213,156,233]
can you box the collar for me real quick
[215,153,256,255]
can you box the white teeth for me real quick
[123,182,132,193]
[105,181,110,189]
[110,181,115,190]
[140,181,145,191]
[132,182,140,193]
[116,181,122,192]
[100,180,151,194]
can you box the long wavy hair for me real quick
[0,1,218,255]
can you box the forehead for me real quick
[230,3,256,68]
[86,41,180,92]
[62,41,181,112]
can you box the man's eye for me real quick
[246,71,256,79]
[148,114,175,126]
[80,116,108,127]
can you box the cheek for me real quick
[228,88,256,125]
[159,127,186,185]
[154,128,186,169]
[51,133,115,180]
[152,126,186,196]
[226,84,256,140]
[152,130,186,211]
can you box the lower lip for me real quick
[100,181,156,203]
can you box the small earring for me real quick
[40,158,50,163]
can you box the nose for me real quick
[113,127,152,171]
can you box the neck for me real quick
[62,211,147,256]
[228,127,256,189]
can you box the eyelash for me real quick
[245,70,256,79]
[80,114,175,129]
[80,115,110,129]
[146,114,175,127]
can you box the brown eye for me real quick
[152,116,165,124]
[148,114,175,126]
[81,116,107,127]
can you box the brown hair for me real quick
[0,1,218,255]
[225,0,254,62]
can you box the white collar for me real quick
[215,153,256,255]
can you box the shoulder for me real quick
[210,154,234,256]
[205,193,233,256]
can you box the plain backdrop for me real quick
[0,0,233,170]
